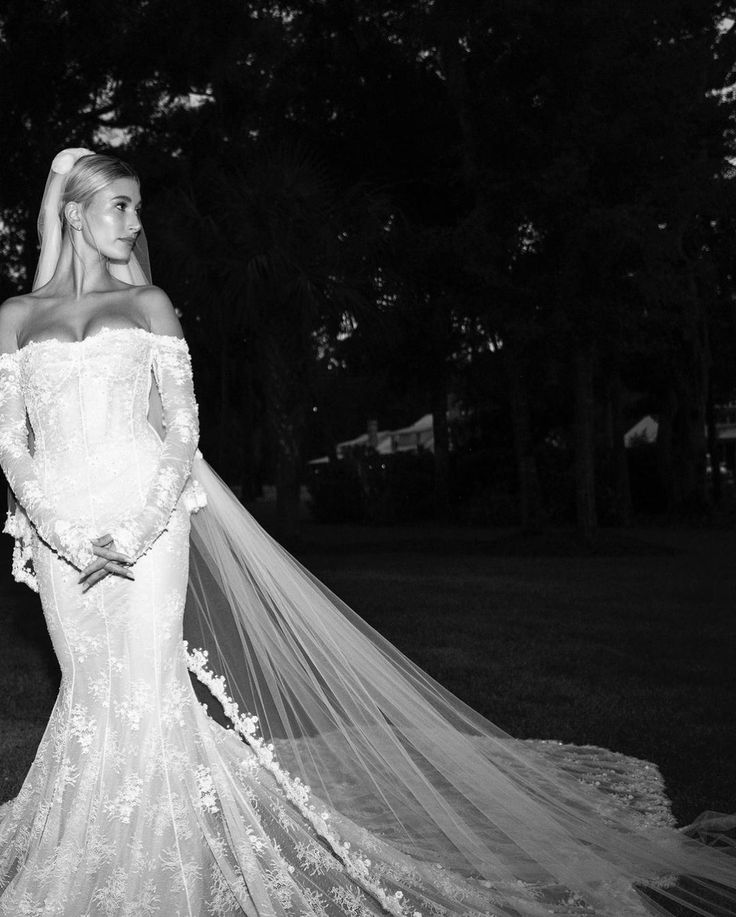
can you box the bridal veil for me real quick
[8,148,736,917]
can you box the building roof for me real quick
[309,414,435,464]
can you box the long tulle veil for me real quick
[184,456,735,917]
[9,149,736,917]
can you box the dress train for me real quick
[0,328,733,917]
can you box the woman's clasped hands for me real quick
[77,534,135,592]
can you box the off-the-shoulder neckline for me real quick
[4,326,188,359]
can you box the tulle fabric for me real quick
[3,146,734,916]
[0,331,504,917]
[184,455,736,917]
[3,335,733,917]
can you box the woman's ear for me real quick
[64,201,82,231]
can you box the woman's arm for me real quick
[109,288,200,561]
[0,298,96,570]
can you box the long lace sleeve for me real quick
[111,335,199,562]
[0,352,96,570]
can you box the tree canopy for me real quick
[1,0,734,536]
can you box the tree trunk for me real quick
[691,331,710,510]
[608,370,632,526]
[431,375,451,520]
[217,338,229,471]
[266,339,306,543]
[241,421,264,502]
[656,387,677,516]
[573,339,597,542]
[670,370,708,513]
[670,267,710,513]
[275,422,301,543]
[505,347,544,533]
[706,378,721,506]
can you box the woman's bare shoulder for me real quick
[0,294,34,353]
[134,285,183,338]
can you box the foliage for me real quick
[1,0,735,533]
[307,449,435,525]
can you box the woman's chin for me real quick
[108,252,133,266]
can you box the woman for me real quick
[0,149,733,917]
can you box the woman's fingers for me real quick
[104,562,135,580]
[92,544,133,565]
[92,533,114,547]
[79,552,135,587]
[81,569,107,591]
[90,534,132,563]
[81,563,135,592]
[78,557,107,583]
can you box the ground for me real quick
[1,520,734,827]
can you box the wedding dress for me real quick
[0,324,734,917]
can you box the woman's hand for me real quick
[77,534,134,592]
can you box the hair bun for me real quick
[51,147,94,176]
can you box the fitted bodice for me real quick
[15,327,169,529]
[18,326,162,459]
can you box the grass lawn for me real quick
[1,521,734,830]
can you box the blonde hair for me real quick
[61,153,139,225]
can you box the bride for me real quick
[0,148,733,917]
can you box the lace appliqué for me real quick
[3,504,38,592]
[111,338,200,562]
[0,351,96,571]
[185,645,417,917]
[182,452,207,514]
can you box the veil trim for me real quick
[5,147,734,917]
[184,453,736,917]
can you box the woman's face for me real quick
[78,176,142,263]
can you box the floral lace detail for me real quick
[1,327,685,917]
[0,351,96,570]
[2,504,38,592]
[110,336,199,562]
[181,460,207,513]
[0,329,201,585]
[185,645,507,917]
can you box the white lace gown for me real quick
[0,327,530,917]
[0,327,713,917]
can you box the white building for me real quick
[309,414,436,466]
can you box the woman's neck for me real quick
[48,232,114,300]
